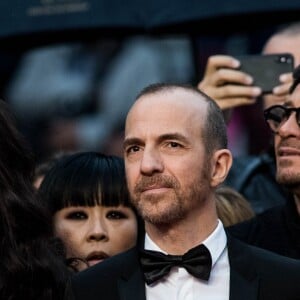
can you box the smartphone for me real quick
[235,53,294,94]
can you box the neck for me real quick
[145,200,218,255]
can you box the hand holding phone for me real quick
[236,53,294,94]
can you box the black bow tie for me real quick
[139,244,212,285]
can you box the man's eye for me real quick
[168,142,181,148]
[66,211,87,220]
[106,210,127,220]
[127,145,140,153]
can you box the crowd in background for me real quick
[0,27,276,161]
[1,19,300,299]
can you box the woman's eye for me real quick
[66,211,88,220]
[106,210,126,220]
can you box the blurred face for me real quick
[262,34,300,109]
[274,84,300,192]
[53,204,138,271]
[124,89,213,226]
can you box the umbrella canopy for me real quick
[1,0,300,44]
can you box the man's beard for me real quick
[276,161,300,190]
[276,141,300,190]
[277,169,300,190]
[130,162,211,226]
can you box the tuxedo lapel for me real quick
[229,266,259,300]
[227,235,259,300]
[117,248,146,300]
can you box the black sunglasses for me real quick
[264,105,300,133]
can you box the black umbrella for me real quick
[1,0,300,45]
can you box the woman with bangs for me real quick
[38,152,138,272]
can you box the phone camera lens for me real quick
[280,56,287,63]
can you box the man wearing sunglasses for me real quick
[198,22,300,215]
[228,65,300,259]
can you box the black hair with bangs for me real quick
[38,152,131,214]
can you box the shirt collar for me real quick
[145,219,227,268]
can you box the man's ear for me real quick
[210,149,232,187]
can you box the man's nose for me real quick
[277,112,300,138]
[140,147,164,175]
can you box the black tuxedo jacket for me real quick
[70,235,300,300]
[227,198,300,259]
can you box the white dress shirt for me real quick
[145,220,230,300]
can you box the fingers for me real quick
[198,54,266,111]
[204,55,240,73]
[202,55,242,83]
[214,68,254,86]
[217,84,261,98]
[273,72,293,96]
[212,84,261,110]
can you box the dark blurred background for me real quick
[1,0,299,162]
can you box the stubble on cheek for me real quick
[276,158,300,187]
[130,174,183,225]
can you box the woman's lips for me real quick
[86,251,109,266]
